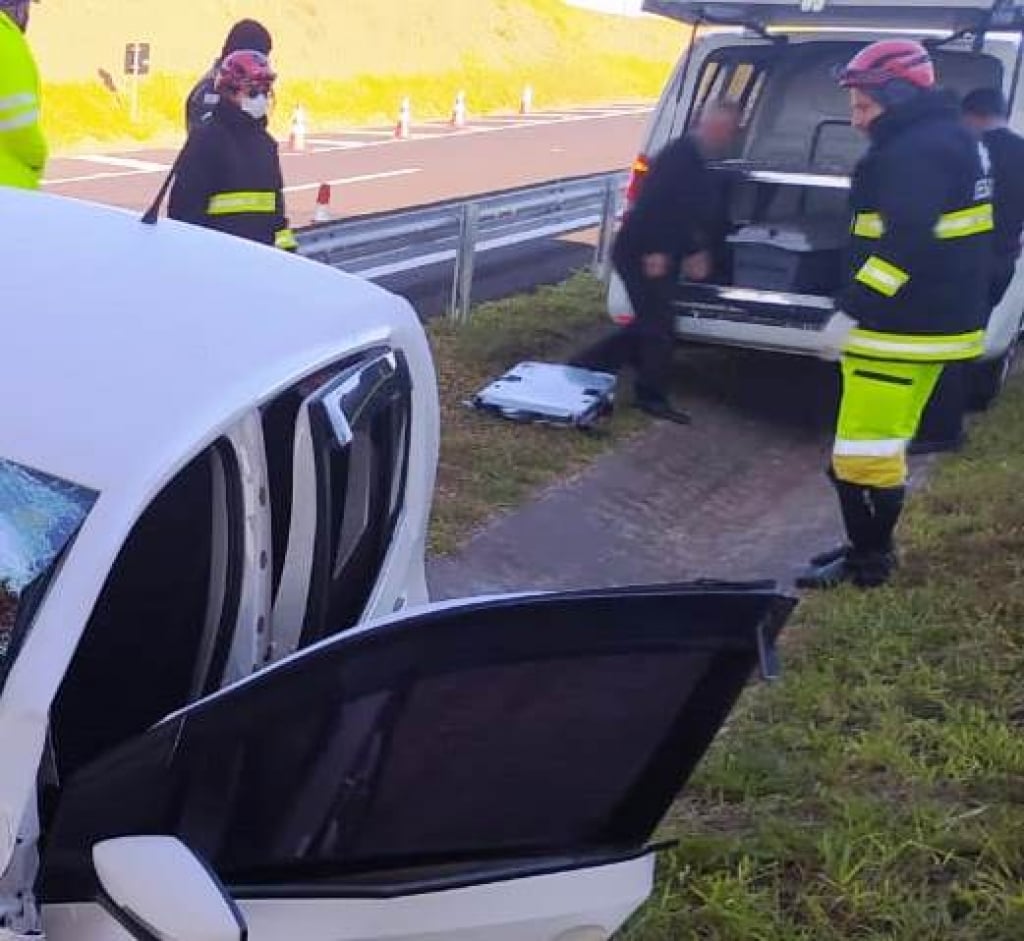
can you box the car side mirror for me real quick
[93,836,247,941]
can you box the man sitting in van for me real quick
[799,40,993,590]
[963,87,1024,309]
[571,101,742,425]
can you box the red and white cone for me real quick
[288,106,307,152]
[450,90,467,128]
[520,85,534,116]
[394,97,411,139]
[313,183,332,224]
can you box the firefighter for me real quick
[571,100,742,425]
[169,50,297,252]
[186,19,273,134]
[963,87,1024,308]
[799,39,993,590]
[0,0,46,190]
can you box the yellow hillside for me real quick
[30,0,684,149]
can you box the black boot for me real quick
[797,554,858,589]
[849,485,904,588]
[635,395,692,425]
[809,544,851,567]
[634,382,691,425]
[800,478,902,590]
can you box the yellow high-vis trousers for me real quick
[832,357,944,488]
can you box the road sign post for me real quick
[124,42,151,123]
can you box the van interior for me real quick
[666,40,1004,323]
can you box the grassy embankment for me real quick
[31,0,682,151]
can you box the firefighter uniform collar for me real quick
[869,90,959,146]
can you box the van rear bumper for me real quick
[608,275,835,356]
[607,275,1014,361]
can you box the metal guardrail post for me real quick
[592,177,619,283]
[450,202,480,323]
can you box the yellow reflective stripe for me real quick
[855,256,909,298]
[851,205,995,241]
[852,212,884,239]
[935,203,994,239]
[275,228,298,251]
[207,191,277,215]
[846,328,985,362]
[832,454,908,488]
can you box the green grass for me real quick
[44,57,672,153]
[33,0,681,152]
[427,271,648,555]
[622,381,1024,939]
[422,273,1024,936]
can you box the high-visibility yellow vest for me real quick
[0,11,47,190]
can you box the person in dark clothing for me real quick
[799,40,992,591]
[169,50,296,251]
[571,101,741,424]
[963,87,1024,308]
[186,19,273,134]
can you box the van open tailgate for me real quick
[644,0,1024,31]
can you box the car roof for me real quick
[1,189,417,495]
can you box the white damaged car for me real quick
[0,188,795,941]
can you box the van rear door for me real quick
[645,0,1024,31]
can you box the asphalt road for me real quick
[43,104,651,225]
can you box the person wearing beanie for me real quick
[799,40,994,590]
[185,18,273,134]
[963,87,1024,308]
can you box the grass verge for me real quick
[45,58,670,153]
[625,380,1024,939]
[426,271,647,555]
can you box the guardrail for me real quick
[297,171,628,322]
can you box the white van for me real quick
[0,188,796,940]
[609,0,1024,406]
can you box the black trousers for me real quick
[573,257,676,401]
[914,258,1017,446]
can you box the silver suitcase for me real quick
[470,362,617,429]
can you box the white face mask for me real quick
[240,94,270,120]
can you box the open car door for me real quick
[39,583,794,941]
[645,0,1024,31]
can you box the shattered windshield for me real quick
[0,459,96,680]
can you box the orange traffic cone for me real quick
[288,106,307,152]
[394,97,411,139]
[313,183,332,223]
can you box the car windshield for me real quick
[0,459,96,682]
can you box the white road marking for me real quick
[44,167,168,185]
[284,168,421,193]
[308,140,369,153]
[46,107,652,186]
[69,154,172,171]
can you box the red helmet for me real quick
[837,39,935,91]
[216,50,276,96]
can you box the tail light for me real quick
[624,155,650,210]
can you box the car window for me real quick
[50,441,243,779]
[0,459,96,687]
